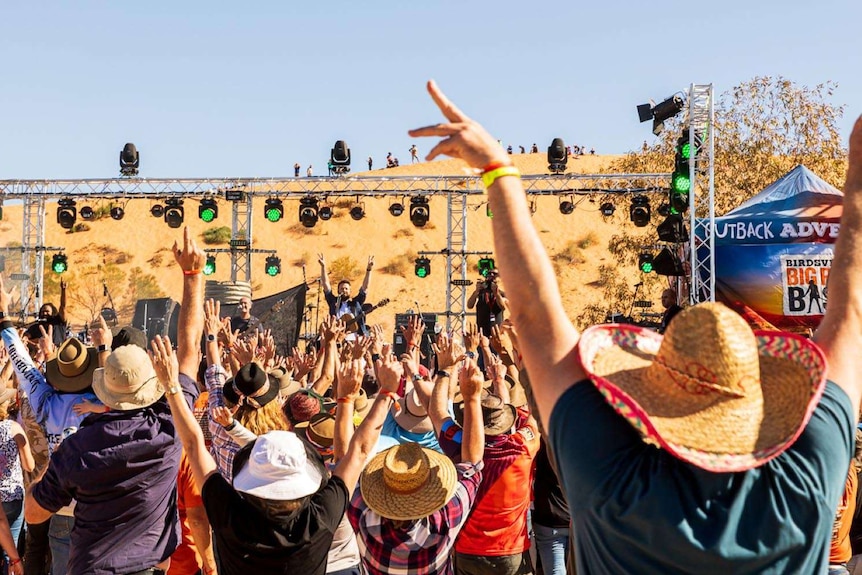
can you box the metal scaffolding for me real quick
[687,84,716,304]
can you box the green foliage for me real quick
[202,226,232,245]
[128,267,165,301]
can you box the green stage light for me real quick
[415,257,430,278]
[478,257,496,277]
[203,255,216,276]
[265,199,283,222]
[638,253,653,273]
[199,198,218,223]
[265,255,281,277]
[670,129,697,213]
[52,254,68,274]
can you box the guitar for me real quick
[341,299,390,333]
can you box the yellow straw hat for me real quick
[360,442,458,521]
[577,302,827,472]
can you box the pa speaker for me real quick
[132,298,180,342]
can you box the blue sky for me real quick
[1,0,858,180]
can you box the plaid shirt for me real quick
[204,364,241,482]
[348,461,483,575]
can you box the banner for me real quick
[780,254,831,316]
[222,283,308,354]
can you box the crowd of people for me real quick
[0,81,858,575]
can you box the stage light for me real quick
[657,203,671,217]
[203,255,216,276]
[657,214,689,243]
[547,138,567,174]
[164,199,185,228]
[52,254,68,274]
[110,205,125,221]
[330,140,351,174]
[199,198,218,222]
[638,253,653,273]
[265,255,281,277]
[150,204,164,218]
[559,198,575,215]
[389,200,404,217]
[265,198,284,222]
[119,143,140,176]
[299,197,319,228]
[637,95,685,136]
[409,197,430,227]
[319,205,333,221]
[80,206,96,220]
[414,257,430,278]
[478,258,496,277]
[57,199,77,230]
[600,202,615,217]
[350,202,366,221]
[652,247,685,276]
[629,195,651,227]
[670,129,696,213]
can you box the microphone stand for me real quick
[103,281,119,327]
[626,284,643,322]
[412,300,436,368]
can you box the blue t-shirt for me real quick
[549,379,854,574]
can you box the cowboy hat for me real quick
[394,389,434,434]
[304,412,336,449]
[223,363,279,409]
[352,388,373,426]
[45,338,99,393]
[453,392,516,437]
[577,302,827,472]
[232,430,325,501]
[360,442,457,521]
[92,345,163,411]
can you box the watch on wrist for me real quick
[96,344,108,353]
[206,334,216,342]
[165,384,182,396]
[465,351,476,359]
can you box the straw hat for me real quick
[394,389,433,434]
[92,345,163,411]
[577,302,827,472]
[45,338,99,393]
[360,442,458,521]
[453,392,516,437]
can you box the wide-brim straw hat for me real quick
[577,302,827,472]
[45,338,99,393]
[92,345,163,411]
[360,442,457,521]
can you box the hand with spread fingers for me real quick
[459,358,485,401]
[432,332,465,372]
[337,359,365,401]
[463,322,480,353]
[408,80,510,171]
[150,335,179,389]
[89,315,112,351]
[376,350,404,394]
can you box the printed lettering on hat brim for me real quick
[577,323,827,472]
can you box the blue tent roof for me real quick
[725,165,842,219]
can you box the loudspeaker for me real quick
[132,298,180,342]
[393,313,437,368]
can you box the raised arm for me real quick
[360,255,374,293]
[459,359,485,464]
[429,332,464,435]
[57,279,67,323]
[814,116,862,416]
[318,253,332,294]
[173,227,206,380]
[409,81,584,433]
[333,358,365,462]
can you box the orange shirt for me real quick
[830,461,858,564]
[168,451,204,575]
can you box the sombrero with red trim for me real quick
[577,302,827,472]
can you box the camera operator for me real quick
[467,270,508,336]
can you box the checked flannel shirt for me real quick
[347,461,483,575]
[204,363,242,482]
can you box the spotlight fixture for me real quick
[298,197,319,228]
[119,143,140,176]
[629,195,651,227]
[51,253,68,274]
[638,253,654,273]
[670,128,697,213]
[478,257,496,277]
[389,200,405,217]
[409,197,430,227]
[600,202,615,217]
[265,255,282,277]
[164,198,185,229]
[657,214,689,243]
[203,255,216,276]
[57,199,77,230]
[637,95,685,136]
[80,206,96,220]
[150,204,164,218]
[414,257,431,278]
[559,197,575,215]
[547,137,567,174]
[110,205,125,221]
[350,201,366,221]
[657,203,671,217]
[652,247,685,276]
[265,198,284,222]
[330,140,351,174]
[199,198,218,222]
[319,205,333,221]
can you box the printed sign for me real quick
[780,254,832,316]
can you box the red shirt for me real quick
[168,451,204,575]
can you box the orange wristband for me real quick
[336,397,355,404]
[183,269,202,276]
[481,160,514,174]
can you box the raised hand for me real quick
[459,357,485,400]
[369,324,385,356]
[204,299,222,337]
[376,348,404,394]
[336,358,365,400]
[150,335,178,388]
[408,80,510,171]
[211,405,235,428]
[463,322,480,353]
[37,325,56,359]
[89,314,112,350]
[399,314,425,349]
[0,275,16,315]
[432,332,465,372]
[172,227,206,273]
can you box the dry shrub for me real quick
[552,241,586,266]
[393,228,414,239]
[577,232,599,249]
[286,223,320,236]
[380,251,418,276]
[329,256,359,282]
[202,226,232,245]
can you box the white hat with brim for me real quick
[92,345,164,411]
[233,431,324,501]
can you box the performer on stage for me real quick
[318,253,374,336]
[230,297,262,336]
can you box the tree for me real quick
[67,263,127,326]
